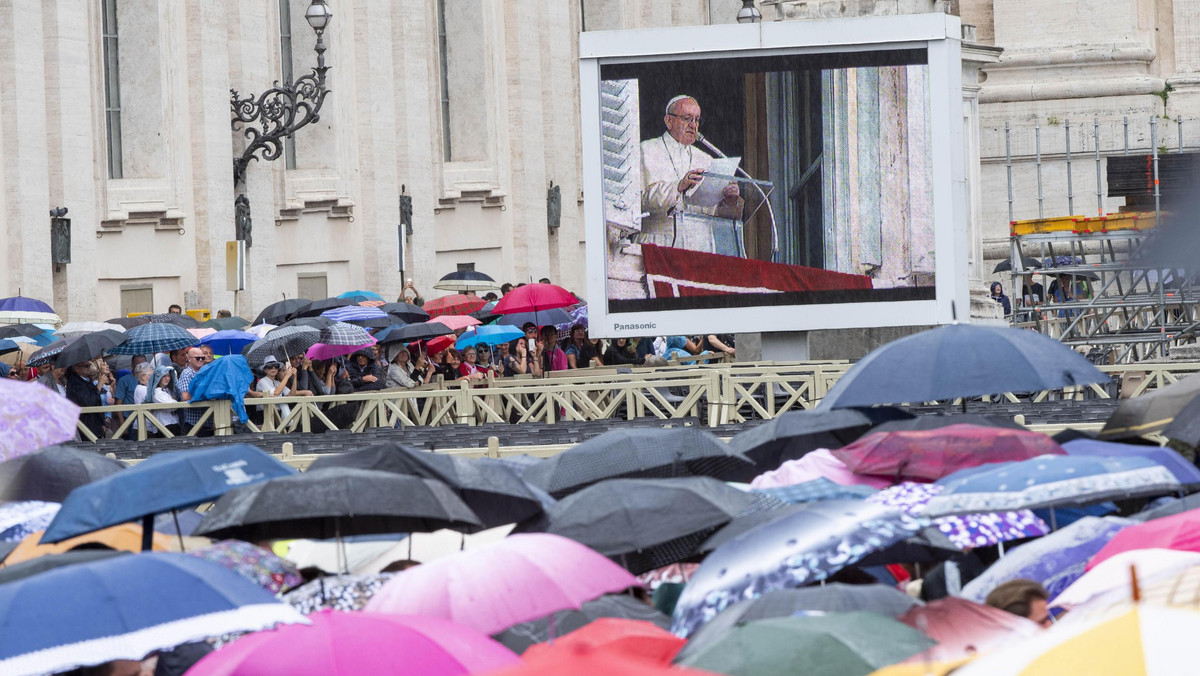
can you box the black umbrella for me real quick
[307,442,543,528]
[0,550,128,586]
[516,477,758,575]
[200,317,251,331]
[378,321,454,345]
[1100,372,1200,441]
[869,413,1026,435]
[434,270,499,292]
[0,324,48,339]
[379,302,430,324]
[253,298,312,326]
[294,297,364,318]
[104,316,151,329]
[818,324,1108,409]
[343,315,398,329]
[243,325,320,365]
[1160,393,1200,450]
[495,594,670,654]
[45,329,128,367]
[146,313,199,328]
[1052,428,1097,444]
[0,445,125,503]
[274,316,335,331]
[724,409,898,482]
[992,255,1044,273]
[193,467,484,541]
[522,428,754,500]
[675,584,920,662]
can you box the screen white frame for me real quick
[580,13,967,338]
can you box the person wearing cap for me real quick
[255,356,294,424]
[636,95,743,251]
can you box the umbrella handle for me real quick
[141,514,155,552]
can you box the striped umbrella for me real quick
[0,296,60,326]
[320,306,389,323]
[107,322,197,355]
[424,295,487,318]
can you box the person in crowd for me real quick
[385,346,417,389]
[482,292,498,302]
[702,334,736,358]
[399,280,425,307]
[538,277,551,285]
[146,365,181,436]
[412,351,438,385]
[129,362,155,437]
[200,344,216,363]
[604,337,644,366]
[495,341,520,376]
[563,324,596,369]
[216,309,232,318]
[537,325,568,374]
[65,360,106,439]
[306,358,338,396]
[500,283,514,296]
[990,281,1012,316]
[284,354,317,397]
[985,579,1052,627]
[176,348,207,435]
[441,349,464,380]
[167,304,183,314]
[347,348,386,391]
[458,346,490,382]
[255,356,294,424]
[36,364,67,395]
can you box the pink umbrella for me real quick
[831,424,1065,481]
[306,340,377,361]
[186,610,520,676]
[434,315,481,332]
[749,449,891,490]
[899,597,1040,662]
[1088,509,1200,570]
[0,380,81,461]
[492,283,579,315]
[364,533,640,635]
[187,328,217,340]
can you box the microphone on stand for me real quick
[696,133,779,262]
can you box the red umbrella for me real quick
[424,294,487,318]
[899,597,1040,663]
[434,315,482,332]
[1088,509,1200,570]
[490,642,720,676]
[424,334,456,356]
[830,424,1065,480]
[523,618,685,666]
[493,283,578,315]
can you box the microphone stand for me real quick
[697,133,779,262]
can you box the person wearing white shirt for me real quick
[255,356,293,426]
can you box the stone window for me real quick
[101,0,122,179]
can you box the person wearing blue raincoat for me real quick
[189,355,255,426]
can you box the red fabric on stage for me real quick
[640,244,874,298]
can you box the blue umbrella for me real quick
[959,516,1132,603]
[818,324,1109,409]
[0,552,307,676]
[670,499,925,638]
[107,322,197,355]
[41,444,296,547]
[456,325,524,349]
[320,305,389,323]
[337,289,383,301]
[0,501,60,542]
[198,329,259,356]
[190,355,256,424]
[1060,438,1200,485]
[925,455,1182,518]
[753,478,877,505]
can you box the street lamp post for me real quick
[230,0,333,208]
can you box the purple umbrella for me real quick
[868,482,1050,550]
[306,340,376,361]
[1061,438,1200,485]
[959,515,1132,603]
[0,381,80,461]
[320,305,389,323]
[197,330,258,357]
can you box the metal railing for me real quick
[73,360,1200,441]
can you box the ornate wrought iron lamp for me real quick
[231,0,333,186]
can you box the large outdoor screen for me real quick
[581,15,967,338]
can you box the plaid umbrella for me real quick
[107,322,197,355]
[244,325,320,366]
[41,330,128,368]
[424,294,487,318]
[187,540,303,595]
[318,322,374,347]
[320,306,389,323]
[0,381,81,461]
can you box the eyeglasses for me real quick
[668,113,702,126]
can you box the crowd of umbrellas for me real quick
[3,299,1200,673]
[0,282,586,378]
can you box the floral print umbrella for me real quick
[0,501,60,543]
[186,540,303,595]
[0,380,80,461]
[283,573,394,615]
[868,482,1049,550]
